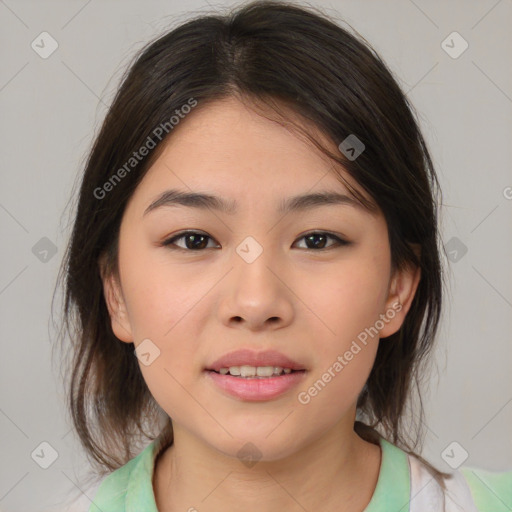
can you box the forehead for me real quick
[131,96,377,215]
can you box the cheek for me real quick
[118,237,224,382]
[291,256,386,411]
[118,232,206,338]
[123,261,211,418]
[297,279,379,419]
[296,260,387,353]
[300,351,374,429]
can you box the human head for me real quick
[56,0,445,472]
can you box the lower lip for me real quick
[204,370,307,401]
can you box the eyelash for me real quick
[161,230,351,252]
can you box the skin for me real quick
[101,96,421,512]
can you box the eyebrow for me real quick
[143,188,372,217]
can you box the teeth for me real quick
[217,365,295,377]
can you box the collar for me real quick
[123,435,411,511]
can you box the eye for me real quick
[161,230,219,251]
[161,230,350,251]
[293,231,350,250]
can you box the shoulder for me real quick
[88,442,155,512]
[408,451,512,512]
[459,465,512,512]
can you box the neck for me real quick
[153,421,381,512]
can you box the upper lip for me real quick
[205,349,306,372]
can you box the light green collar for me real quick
[364,436,411,511]
[114,434,411,511]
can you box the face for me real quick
[102,96,420,461]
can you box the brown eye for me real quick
[162,231,218,251]
[294,232,350,250]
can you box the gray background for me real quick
[1,0,511,510]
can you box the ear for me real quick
[379,244,421,339]
[99,255,134,343]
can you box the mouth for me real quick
[205,348,307,374]
[205,367,306,378]
[203,349,308,400]
[204,368,307,401]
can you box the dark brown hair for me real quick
[54,0,452,487]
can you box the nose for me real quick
[216,244,295,332]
